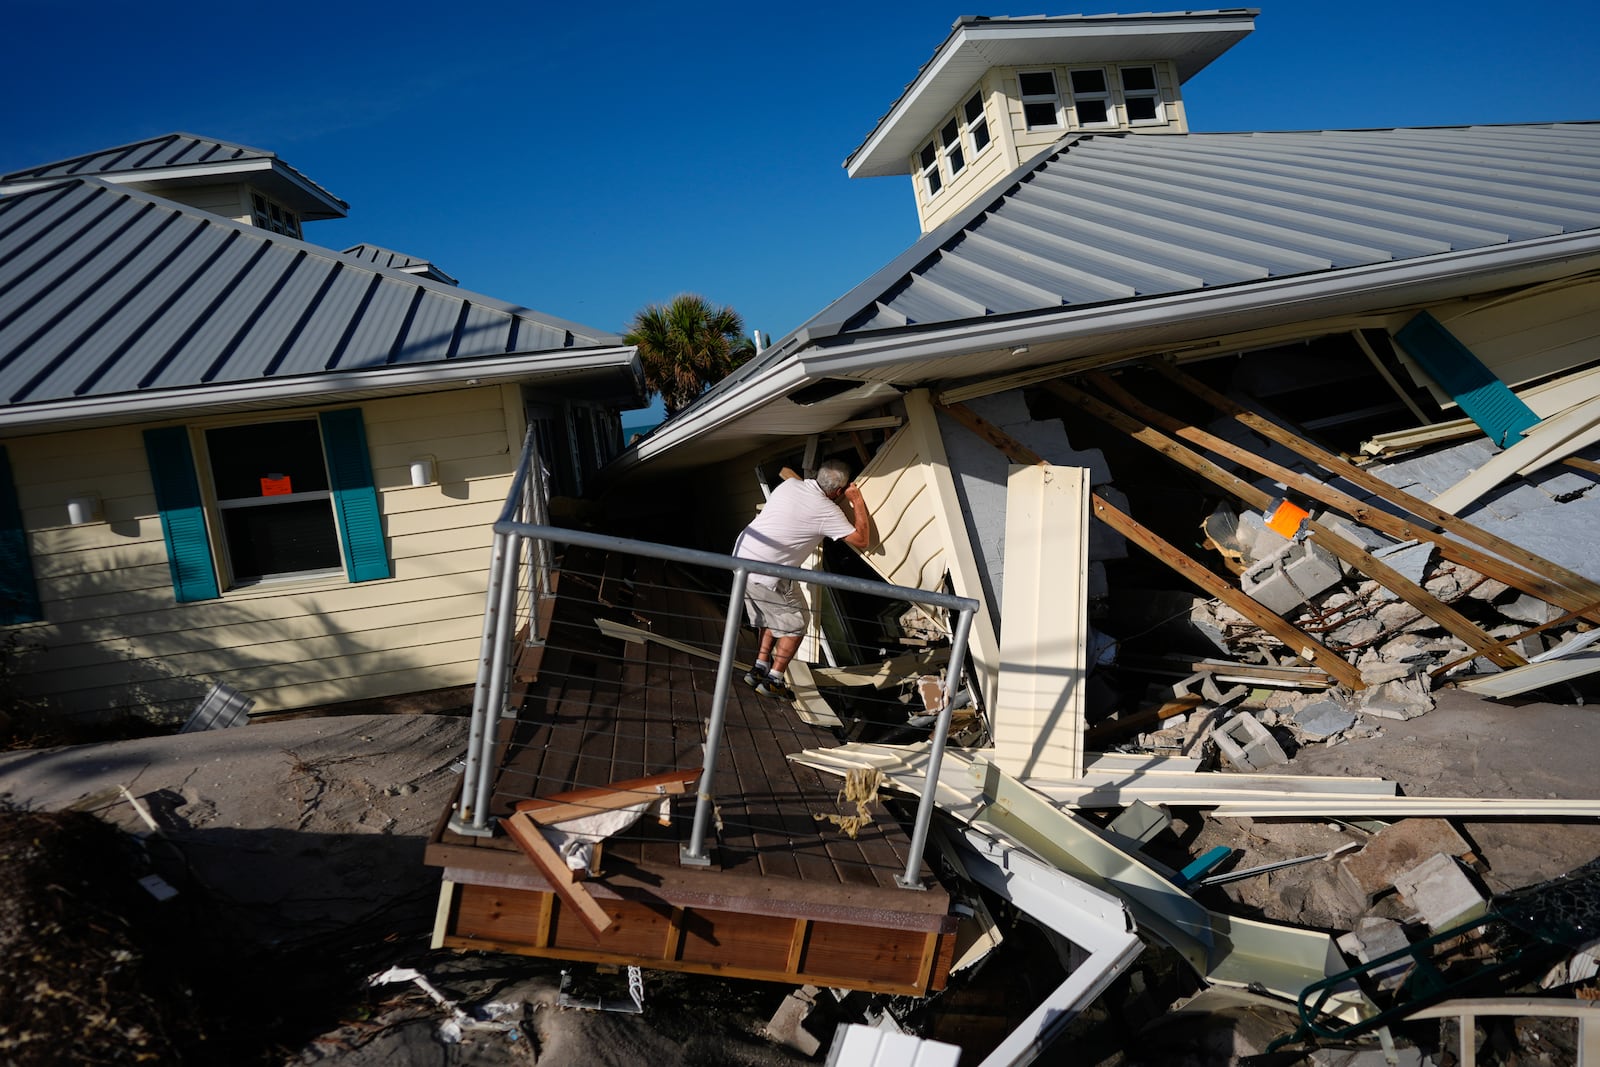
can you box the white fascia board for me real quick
[608,359,811,472]
[797,231,1600,378]
[0,158,347,216]
[0,347,639,435]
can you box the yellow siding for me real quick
[1404,280,1600,404]
[5,385,523,721]
[854,391,1003,718]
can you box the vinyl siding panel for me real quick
[4,384,522,721]
[1409,279,1600,402]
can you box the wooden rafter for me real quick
[1154,362,1600,615]
[1087,369,1600,626]
[1046,379,1526,669]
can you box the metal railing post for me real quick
[472,529,524,828]
[897,604,976,890]
[453,529,511,835]
[682,567,750,866]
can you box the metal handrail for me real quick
[453,428,980,890]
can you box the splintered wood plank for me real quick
[515,768,702,823]
[502,811,613,936]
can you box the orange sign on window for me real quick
[260,474,292,496]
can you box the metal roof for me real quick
[826,123,1600,336]
[614,122,1600,476]
[0,178,635,433]
[0,132,349,221]
[341,243,459,285]
[846,10,1258,178]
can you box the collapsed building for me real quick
[421,9,1600,1063]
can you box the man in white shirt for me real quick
[732,458,872,699]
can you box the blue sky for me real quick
[4,2,1596,425]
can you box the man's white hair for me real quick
[816,459,851,494]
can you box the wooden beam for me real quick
[1090,368,1600,627]
[515,768,702,824]
[1566,456,1600,477]
[1089,492,1367,690]
[1154,362,1600,615]
[501,811,614,937]
[1084,695,1204,746]
[786,919,809,974]
[936,400,1366,689]
[1047,380,1526,669]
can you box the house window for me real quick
[1069,68,1114,127]
[940,118,966,177]
[1019,71,1062,130]
[250,192,302,238]
[963,92,991,154]
[143,409,389,603]
[204,420,342,583]
[919,140,943,197]
[1121,66,1163,124]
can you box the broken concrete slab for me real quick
[763,985,823,1056]
[1392,852,1488,931]
[1337,819,1472,906]
[1353,676,1435,720]
[1291,698,1358,740]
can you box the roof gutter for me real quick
[0,347,640,435]
[796,230,1600,375]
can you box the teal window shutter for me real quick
[1395,311,1540,447]
[143,427,221,603]
[319,409,391,583]
[0,445,43,624]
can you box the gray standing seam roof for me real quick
[341,243,459,285]
[0,178,621,411]
[675,122,1600,420]
[0,132,349,216]
[826,123,1600,336]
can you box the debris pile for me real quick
[0,805,204,1065]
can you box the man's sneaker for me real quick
[743,665,769,690]
[756,675,795,701]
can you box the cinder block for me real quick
[1338,819,1470,904]
[1242,538,1343,614]
[1336,917,1413,991]
[1392,852,1487,931]
[1212,712,1288,771]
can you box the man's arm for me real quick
[839,483,873,550]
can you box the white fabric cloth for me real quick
[733,478,855,587]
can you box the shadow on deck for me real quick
[426,549,957,995]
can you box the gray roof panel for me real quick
[819,123,1600,336]
[0,178,621,413]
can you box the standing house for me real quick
[605,9,1600,779]
[0,133,643,722]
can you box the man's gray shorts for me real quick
[744,578,807,638]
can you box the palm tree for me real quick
[624,294,756,417]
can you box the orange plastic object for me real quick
[1264,498,1309,538]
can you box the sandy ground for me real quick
[1,692,1596,1064]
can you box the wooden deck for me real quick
[426,551,957,994]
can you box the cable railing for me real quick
[452,428,980,891]
[451,428,972,889]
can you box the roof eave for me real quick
[0,347,640,437]
[611,230,1600,471]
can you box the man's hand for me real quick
[840,482,873,550]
